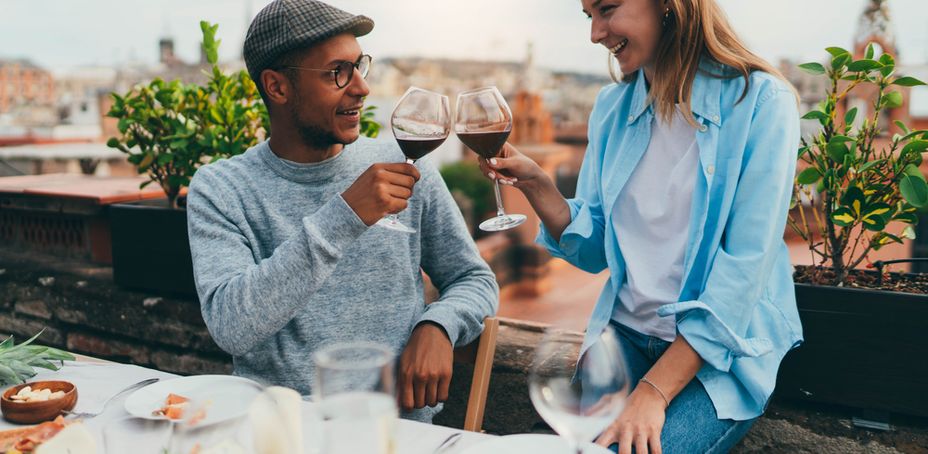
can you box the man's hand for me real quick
[342,163,420,225]
[397,322,453,411]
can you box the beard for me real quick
[287,90,357,150]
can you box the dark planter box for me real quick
[110,198,196,297]
[777,282,928,417]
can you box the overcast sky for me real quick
[1,0,926,76]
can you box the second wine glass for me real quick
[455,86,527,232]
[529,326,629,454]
[376,87,450,233]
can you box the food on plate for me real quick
[152,393,207,425]
[6,388,66,404]
[0,416,94,454]
[152,393,190,420]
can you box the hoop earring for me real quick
[607,50,621,83]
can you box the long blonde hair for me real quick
[610,0,794,126]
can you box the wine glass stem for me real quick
[493,179,506,218]
[568,440,583,454]
[387,158,416,223]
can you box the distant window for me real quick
[848,97,868,131]
[911,86,928,118]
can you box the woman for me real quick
[482,0,803,452]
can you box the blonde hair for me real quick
[610,0,795,127]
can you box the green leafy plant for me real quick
[789,43,928,285]
[360,105,381,138]
[0,330,75,386]
[106,21,269,209]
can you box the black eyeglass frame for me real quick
[280,54,372,88]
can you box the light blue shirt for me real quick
[537,62,804,421]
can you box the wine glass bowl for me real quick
[529,327,629,454]
[377,86,451,233]
[454,86,527,232]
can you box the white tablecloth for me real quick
[0,362,493,453]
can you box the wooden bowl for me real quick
[1,381,78,424]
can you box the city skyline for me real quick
[1,0,926,76]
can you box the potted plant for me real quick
[105,21,269,296]
[779,42,928,417]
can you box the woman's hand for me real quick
[595,384,667,454]
[477,143,548,191]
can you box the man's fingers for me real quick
[399,370,415,411]
[414,377,427,409]
[381,171,418,190]
[437,374,451,403]
[386,184,413,200]
[426,378,439,408]
[380,163,421,181]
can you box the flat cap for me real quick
[244,0,374,83]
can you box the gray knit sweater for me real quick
[187,137,498,418]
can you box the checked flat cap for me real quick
[244,0,374,83]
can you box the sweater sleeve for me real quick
[187,168,370,356]
[415,162,499,346]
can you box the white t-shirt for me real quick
[611,108,700,341]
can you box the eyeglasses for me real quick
[282,54,372,88]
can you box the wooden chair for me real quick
[453,316,500,432]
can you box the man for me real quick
[186,0,498,422]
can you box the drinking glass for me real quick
[376,86,451,233]
[455,86,527,231]
[102,416,172,454]
[313,341,398,454]
[528,326,629,454]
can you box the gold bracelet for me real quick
[639,377,670,408]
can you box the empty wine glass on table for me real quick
[529,326,629,454]
[376,86,451,233]
[455,86,527,232]
[313,341,398,454]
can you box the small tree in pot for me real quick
[780,43,928,418]
[106,21,269,209]
[789,43,927,286]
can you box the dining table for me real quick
[0,358,495,453]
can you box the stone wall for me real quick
[0,249,231,375]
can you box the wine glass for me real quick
[529,326,629,454]
[313,341,398,454]
[455,86,527,232]
[376,86,451,233]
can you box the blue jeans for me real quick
[606,321,755,453]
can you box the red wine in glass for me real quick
[376,87,451,233]
[455,87,526,232]
[457,131,511,159]
[396,137,447,161]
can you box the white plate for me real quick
[460,434,613,454]
[124,375,262,426]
